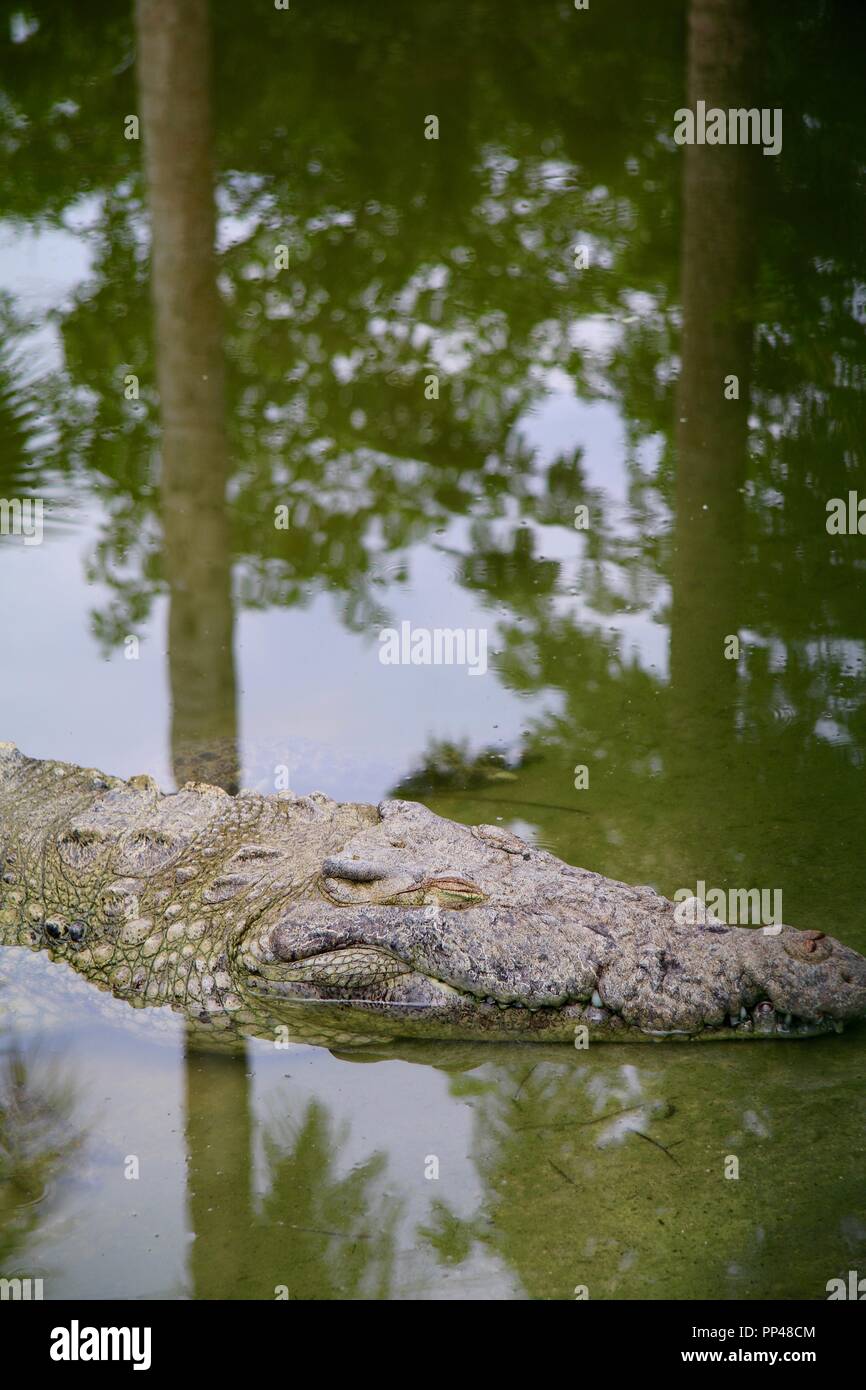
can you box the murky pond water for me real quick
[1,0,865,1299]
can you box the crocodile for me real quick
[1,742,865,1045]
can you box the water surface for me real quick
[1,0,865,1299]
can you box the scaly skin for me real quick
[1,743,865,1045]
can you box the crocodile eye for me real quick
[424,876,486,907]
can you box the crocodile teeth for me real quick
[591,989,603,1008]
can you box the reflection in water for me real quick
[0,313,42,500]
[185,1046,400,1298]
[255,1102,398,1300]
[136,0,238,794]
[136,0,246,1299]
[0,1043,81,1279]
[668,0,758,871]
[671,0,757,712]
[184,1047,253,1297]
[135,0,401,1303]
[360,1039,866,1300]
[2,956,865,1301]
[1,0,866,1299]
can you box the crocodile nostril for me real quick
[44,920,65,939]
[784,930,832,963]
[68,922,86,942]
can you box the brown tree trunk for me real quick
[668,0,760,834]
[136,0,239,793]
[136,0,248,1301]
[671,0,759,709]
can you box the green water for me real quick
[1,0,865,1299]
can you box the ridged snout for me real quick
[754,927,866,1021]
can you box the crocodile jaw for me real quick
[241,938,851,1042]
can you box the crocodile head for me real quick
[236,799,866,1043]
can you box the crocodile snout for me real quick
[755,926,866,1025]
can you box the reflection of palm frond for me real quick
[0,1045,82,1270]
[0,299,45,495]
[417,1198,476,1266]
[393,737,527,798]
[257,1101,400,1300]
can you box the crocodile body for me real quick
[1,743,865,1045]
